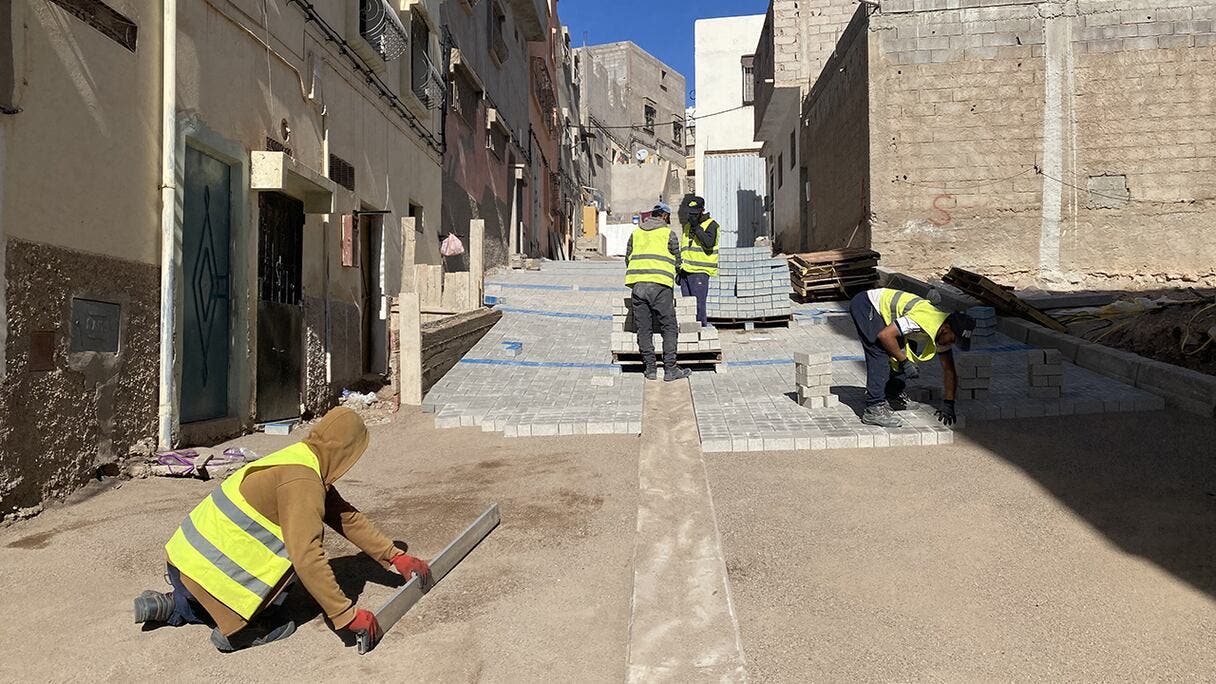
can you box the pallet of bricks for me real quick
[610,294,722,369]
[706,247,793,326]
[788,248,880,302]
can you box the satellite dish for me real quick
[635,148,650,163]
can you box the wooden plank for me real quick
[399,292,423,406]
[942,267,1067,332]
[468,219,485,311]
[358,504,501,655]
[441,271,468,313]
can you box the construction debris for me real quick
[707,247,793,325]
[943,266,1067,332]
[611,295,723,369]
[144,447,260,480]
[788,248,880,302]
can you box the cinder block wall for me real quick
[859,0,1216,288]
[802,6,873,251]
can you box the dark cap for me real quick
[945,312,976,351]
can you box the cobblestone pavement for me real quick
[423,262,1165,449]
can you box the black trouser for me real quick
[849,293,905,407]
[678,271,710,326]
[631,282,678,368]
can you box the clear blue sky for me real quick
[558,0,769,106]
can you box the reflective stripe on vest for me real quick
[680,218,719,276]
[164,442,321,619]
[626,226,677,287]
[876,288,950,363]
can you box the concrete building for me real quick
[753,0,858,253]
[555,25,589,244]
[575,41,686,222]
[799,0,1216,289]
[0,0,448,520]
[441,0,545,269]
[527,0,566,259]
[693,15,767,248]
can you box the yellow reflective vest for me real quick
[164,443,321,620]
[680,217,720,277]
[877,288,951,364]
[625,225,677,288]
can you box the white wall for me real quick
[694,14,765,196]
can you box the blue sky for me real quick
[558,0,769,106]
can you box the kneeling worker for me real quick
[849,287,975,428]
[133,407,431,652]
[625,202,691,381]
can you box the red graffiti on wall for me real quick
[928,193,957,227]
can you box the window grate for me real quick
[329,154,356,192]
[741,55,756,106]
[360,0,408,62]
[48,0,138,52]
[266,137,294,159]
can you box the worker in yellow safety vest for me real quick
[133,407,431,652]
[676,194,720,326]
[848,288,976,428]
[625,202,691,381]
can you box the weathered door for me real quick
[256,192,305,422]
[180,147,232,423]
[704,152,767,249]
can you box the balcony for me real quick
[507,0,548,42]
[413,51,446,109]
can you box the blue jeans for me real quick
[166,564,208,627]
[849,293,905,407]
[678,272,710,326]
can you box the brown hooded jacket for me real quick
[175,407,403,636]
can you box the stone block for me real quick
[1074,345,1142,384]
[1134,359,1216,417]
[794,351,832,367]
[1028,386,1062,399]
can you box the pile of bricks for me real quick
[706,247,793,322]
[967,306,997,346]
[955,353,992,400]
[794,352,841,409]
[610,295,722,365]
[1028,349,1064,399]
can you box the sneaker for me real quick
[664,365,692,382]
[887,392,911,411]
[133,590,174,624]
[861,403,904,428]
[643,366,657,381]
[211,620,296,652]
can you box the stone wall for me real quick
[0,240,159,522]
[860,0,1216,287]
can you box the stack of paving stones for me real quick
[706,247,793,323]
[955,353,993,400]
[610,295,722,366]
[794,352,841,409]
[967,306,998,347]
[1028,349,1064,399]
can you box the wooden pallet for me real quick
[706,314,793,329]
[942,267,1067,333]
[613,350,723,368]
[788,249,880,304]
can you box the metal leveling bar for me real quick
[358,503,501,654]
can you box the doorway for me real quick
[180,147,232,423]
[360,213,386,376]
[255,191,305,422]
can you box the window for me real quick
[741,55,755,106]
[643,100,656,135]
[488,1,509,64]
[409,203,424,233]
[451,68,482,124]
[777,153,784,188]
[410,14,443,109]
[789,130,796,168]
[672,118,683,146]
[660,69,668,91]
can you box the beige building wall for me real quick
[693,15,765,196]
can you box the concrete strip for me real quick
[627,380,748,682]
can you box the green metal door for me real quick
[180,147,232,423]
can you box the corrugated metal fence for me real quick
[704,152,767,249]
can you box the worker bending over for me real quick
[625,202,691,381]
[849,287,976,428]
[676,194,720,326]
[133,407,430,652]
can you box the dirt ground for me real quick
[2,406,1215,681]
[1064,299,1216,377]
[709,410,1216,681]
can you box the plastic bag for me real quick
[440,232,465,257]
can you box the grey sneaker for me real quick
[133,590,174,624]
[887,392,911,411]
[664,365,692,382]
[211,619,296,652]
[861,403,904,428]
[643,366,657,381]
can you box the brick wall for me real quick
[802,6,872,252]
[857,0,1216,288]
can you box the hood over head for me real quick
[302,407,370,486]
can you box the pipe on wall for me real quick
[156,0,178,448]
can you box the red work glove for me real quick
[346,608,381,648]
[390,553,432,587]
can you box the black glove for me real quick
[900,359,920,380]
[936,399,957,426]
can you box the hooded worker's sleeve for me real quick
[690,219,718,253]
[668,230,682,271]
[277,476,358,629]
[323,487,404,568]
